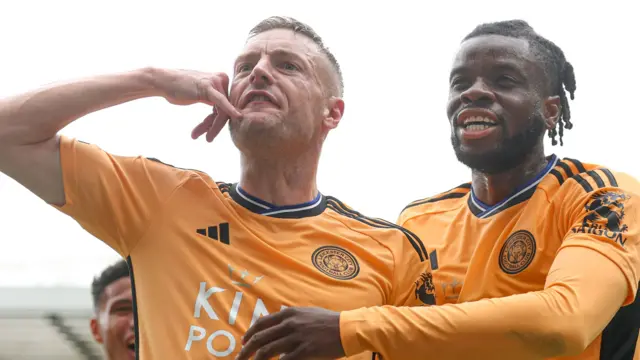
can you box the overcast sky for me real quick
[0,0,637,287]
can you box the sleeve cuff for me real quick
[51,135,77,211]
[339,308,369,357]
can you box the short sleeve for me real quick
[559,171,640,305]
[52,136,191,257]
[389,228,436,307]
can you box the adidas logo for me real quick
[196,223,230,245]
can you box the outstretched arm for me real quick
[339,245,628,359]
[0,68,240,205]
[236,245,629,360]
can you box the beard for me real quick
[451,111,546,175]
[229,113,283,156]
[229,111,318,158]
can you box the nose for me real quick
[249,58,274,88]
[460,79,496,106]
[128,315,135,330]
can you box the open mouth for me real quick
[460,116,497,131]
[127,342,135,352]
[247,94,274,105]
[242,91,278,109]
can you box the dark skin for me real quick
[235,34,562,360]
[448,35,560,205]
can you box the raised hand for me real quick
[154,68,242,142]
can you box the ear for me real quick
[322,97,345,130]
[543,95,561,130]
[90,317,104,344]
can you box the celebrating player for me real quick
[236,20,640,360]
[90,260,135,360]
[0,16,434,359]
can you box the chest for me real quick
[131,203,396,314]
[416,199,567,304]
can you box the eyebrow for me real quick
[449,61,525,81]
[235,48,308,67]
[109,298,132,310]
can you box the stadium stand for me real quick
[0,287,102,359]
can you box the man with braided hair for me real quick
[236,20,640,360]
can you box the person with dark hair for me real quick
[0,16,433,359]
[89,260,134,360]
[236,20,640,360]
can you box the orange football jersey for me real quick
[52,136,434,359]
[397,155,640,360]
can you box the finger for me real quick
[280,347,306,360]
[204,86,242,120]
[237,322,290,360]
[253,336,298,360]
[205,109,229,143]
[242,310,290,345]
[218,73,230,93]
[191,112,215,140]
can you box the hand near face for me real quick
[154,68,242,142]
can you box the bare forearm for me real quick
[0,67,160,147]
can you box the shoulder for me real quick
[398,182,471,225]
[324,195,429,263]
[59,136,208,191]
[547,158,640,198]
[545,158,640,220]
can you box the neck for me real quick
[239,150,320,206]
[471,144,549,206]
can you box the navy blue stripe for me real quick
[126,257,140,360]
[601,168,619,187]
[600,282,640,359]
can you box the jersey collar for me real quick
[229,183,326,219]
[468,154,559,219]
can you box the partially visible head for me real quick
[447,20,576,174]
[229,16,345,158]
[90,260,135,360]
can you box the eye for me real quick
[236,64,252,73]
[450,77,470,91]
[280,62,299,71]
[496,75,518,87]
[113,305,132,314]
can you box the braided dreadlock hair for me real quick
[463,20,576,146]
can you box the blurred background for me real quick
[0,288,99,359]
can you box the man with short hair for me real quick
[236,20,640,360]
[0,16,433,359]
[90,260,135,360]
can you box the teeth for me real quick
[250,95,271,103]
[463,116,495,125]
[466,124,491,131]
[464,116,496,130]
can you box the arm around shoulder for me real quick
[338,175,640,359]
[339,245,628,360]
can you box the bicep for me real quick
[546,246,627,339]
[1,136,65,205]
